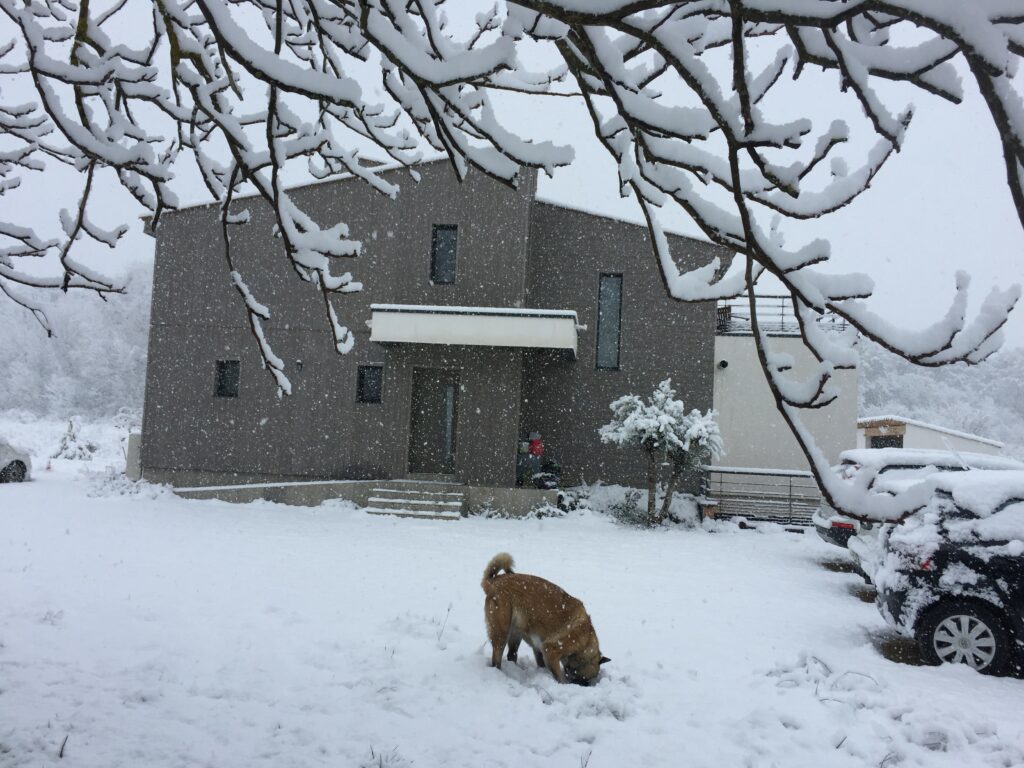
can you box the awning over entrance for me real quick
[369,304,578,356]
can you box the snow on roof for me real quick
[857,414,1004,448]
[370,304,577,318]
[155,157,716,249]
[155,155,452,216]
[839,447,1024,471]
[531,198,716,246]
[931,470,1024,517]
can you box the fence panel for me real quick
[704,466,821,525]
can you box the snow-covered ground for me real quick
[3,419,1024,768]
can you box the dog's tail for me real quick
[482,552,514,591]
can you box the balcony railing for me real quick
[702,466,822,526]
[716,294,848,336]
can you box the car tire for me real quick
[0,460,27,483]
[916,599,1014,675]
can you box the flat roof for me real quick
[369,304,577,319]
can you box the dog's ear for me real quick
[600,656,611,665]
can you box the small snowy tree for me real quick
[51,415,97,460]
[600,379,721,525]
[660,408,724,522]
[3,1,1023,521]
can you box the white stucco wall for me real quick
[712,335,859,471]
[901,423,1002,455]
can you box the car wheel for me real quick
[917,600,1013,675]
[0,460,27,483]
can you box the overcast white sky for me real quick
[5,7,1023,350]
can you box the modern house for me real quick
[139,159,727,508]
[857,415,1003,455]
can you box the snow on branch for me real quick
[3,0,1024,521]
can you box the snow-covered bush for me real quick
[607,488,647,528]
[51,416,97,460]
[600,379,723,525]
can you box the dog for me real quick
[481,553,609,685]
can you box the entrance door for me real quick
[408,368,459,475]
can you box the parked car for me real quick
[0,437,32,483]
[812,448,1024,550]
[874,470,1024,675]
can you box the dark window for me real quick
[214,360,240,398]
[596,274,623,370]
[870,434,903,449]
[430,224,458,284]
[357,365,384,403]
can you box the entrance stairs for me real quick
[364,481,465,520]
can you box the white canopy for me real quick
[369,304,578,356]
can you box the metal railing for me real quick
[716,295,848,336]
[703,466,822,525]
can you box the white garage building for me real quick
[857,415,1003,456]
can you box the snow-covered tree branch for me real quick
[2,0,1022,520]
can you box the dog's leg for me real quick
[533,647,546,669]
[541,645,564,683]
[506,634,522,663]
[486,596,509,669]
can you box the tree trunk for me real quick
[646,451,659,525]
[660,462,684,521]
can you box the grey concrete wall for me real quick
[172,479,556,517]
[142,161,536,484]
[521,202,723,490]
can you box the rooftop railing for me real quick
[716,294,848,336]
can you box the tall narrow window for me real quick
[430,224,458,284]
[357,365,384,403]
[214,360,240,397]
[596,274,623,370]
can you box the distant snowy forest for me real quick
[2,269,1022,459]
[858,342,1024,459]
[0,263,151,420]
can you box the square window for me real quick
[870,434,903,449]
[214,360,240,398]
[430,224,457,284]
[357,365,384,403]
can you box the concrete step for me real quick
[370,488,464,499]
[361,480,466,520]
[367,496,463,508]
[365,506,461,520]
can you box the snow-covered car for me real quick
[812,449,1024,552]
[0,437,32,483]
[874,470,1024,675]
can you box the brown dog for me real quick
[482,553,609,685]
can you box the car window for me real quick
[877,465,955,479]
[868,465,935,490]
[967,501,1024,543]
